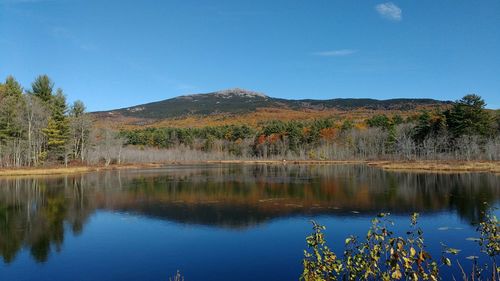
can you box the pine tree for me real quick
[29,75,54,103]
[366,114,391,130]
[413,111,446,143]
[446,94,492,138]
[43,118,66,149]
[0,76,24,141]
[3,76,23,97]
[43,89,70,161]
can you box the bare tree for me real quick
[69,101,91,162]
[22,95,49,166]
[394,124,417,160]
[88,128,125,166]
[484,137,500,161]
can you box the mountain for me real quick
[94,88,451,122]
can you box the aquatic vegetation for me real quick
[301,211,500,281]
[169,270,184,281]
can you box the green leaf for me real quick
[445,248,461,255]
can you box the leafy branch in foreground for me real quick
[470,206,500,281]
[301,211,500,281]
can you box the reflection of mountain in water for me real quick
[1,164,499,263]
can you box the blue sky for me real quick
[1,0,499,111]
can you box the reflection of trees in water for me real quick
[114,165,499,223]
[0,165,499,263]
[0,176,93,263]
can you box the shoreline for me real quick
[366,160,500,173]
[0,160,499,177]
[0,163,165,177]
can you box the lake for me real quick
[1,164,499,281]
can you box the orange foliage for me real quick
[267,133,281,144]
[355,122,367,130]
[320,127,338,141]
[302,127,311,136]
[92,105,448,130]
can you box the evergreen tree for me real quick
[44,89,70,161]
[340,120,354,133]
[413,111,447,143]
[386,124,397,153]
[70,100,86,117]
[446,94,492,138]
[392,114,404,125]
[2,76,23,97]
[495,111,500,134]
[366,114,391,130]
[51,89,69,131]
[0,76,24,141]
[413,111,432,143]
[29,75,54,103]
[43,118,66,149]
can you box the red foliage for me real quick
[257,134,266,145]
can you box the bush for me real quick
[301,210,500,281]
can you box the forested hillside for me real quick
[1,75,499,167]
[93,88,451,128]
[119,95,500,162]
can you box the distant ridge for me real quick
[95,88,451,120]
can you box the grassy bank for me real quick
[370,160,500,173]
[0,160,499,177]
[0,163,164,177]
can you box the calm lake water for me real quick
[0,164,499,281]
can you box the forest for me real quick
[121,95,500,162]
[1,74,500,167]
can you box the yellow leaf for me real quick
[391,270,402,280]
[410,247,416,257]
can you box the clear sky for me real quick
[1,0,499,111]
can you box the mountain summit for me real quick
[182,88,268,99]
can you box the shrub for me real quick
[301,211,500,281]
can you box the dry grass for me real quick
[0,166,97,177]
[0,163,164,177]
[369,160,500,173]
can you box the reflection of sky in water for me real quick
[2,211,496,281]
[0,165,499,280]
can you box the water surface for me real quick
[1,164,499,280]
